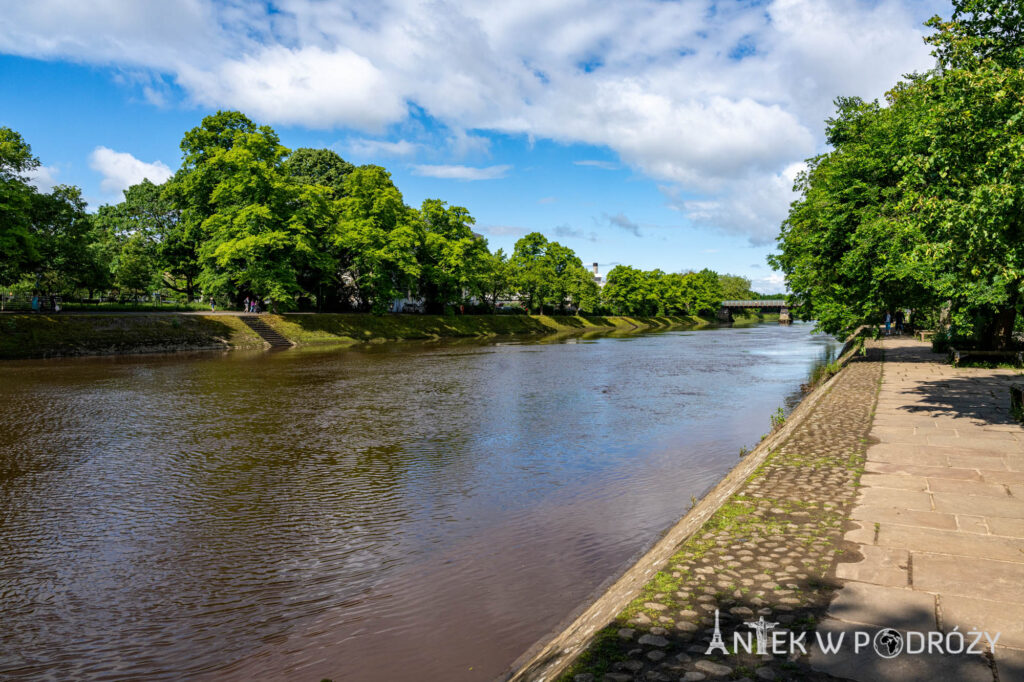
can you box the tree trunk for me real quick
[986,283,1020,350]
[991,305,1017,349]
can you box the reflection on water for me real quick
[0,322,840,681]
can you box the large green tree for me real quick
[510,232,555,313]
[416,199,488,313]
[95,180,191,299]
[335,166,420,313]
[773,0,1024,347]
[167,111,332,308]
[0,128,40,284]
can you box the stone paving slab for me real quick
[994,646,1024,679]
[819,337,1024,681]
[942,595,1024,649]
[826,582,935,631]
[911,553,1024,603]
[834,545,908,587]
[808,619,993,682]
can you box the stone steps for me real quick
[240,316,293,348]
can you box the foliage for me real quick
[2,111,743,317]
[416,198,489,312]
[0,127,39,283]
[773,0,1024,348]
[283,147,354,199]
[718,273,754,300]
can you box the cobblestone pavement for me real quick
[559,349,886,682]
[812,337,1024,681]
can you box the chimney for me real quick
[593,262,599,276]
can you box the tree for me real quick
[417,199,488,312]
[284,148,354,199]
[0,127,39,284]
[167,111,332,308]
[478,248,512,311]
[30,185,98,294]
[96,180,194,300]
[112,232,159,300]
[718,274,753,301]
[335,166,420,313]
[602,265,655,315]
[510,232,555,313]
[543,242,590,313]
[772,0,1024,347]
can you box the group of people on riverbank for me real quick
[208,296,264,313]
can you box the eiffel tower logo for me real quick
[705,608,728,655]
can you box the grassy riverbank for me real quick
[260,313,706,346]
[0,313,710,359]
[0,314,266,359]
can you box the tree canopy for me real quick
[2,111,756,318]
[772,0,1024,347]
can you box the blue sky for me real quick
[0,0,950,292]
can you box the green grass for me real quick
[262,313,708,346]
[0,313,712,359]
[0,314,264,358]
[59,301,213,312]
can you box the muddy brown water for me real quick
[0,322,840,680]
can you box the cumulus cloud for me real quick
[751,272,787,294]
[176,45,407,131]
[411,164,511,180]
[89,146,172,195]
[669,162,806,245]
[27,165,60,193]
[0,0,944,241]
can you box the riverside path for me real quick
[513,338,1024,682]
[811,337,1024,681]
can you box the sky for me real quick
[0,0,951,292]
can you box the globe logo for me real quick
[873,628,904,658]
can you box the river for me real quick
[0,321,840,680]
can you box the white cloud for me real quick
[668,162,806,245]
[88,146,172,195]
[27,165,60,193]
[348,138,419,158]
[0,0,945,241]
[574,160,618,170]
[176,45,407,131]
[411,164,511,181]
[751,272,787,294]
[480,225,530,237]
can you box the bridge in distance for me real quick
[718,300,791,324]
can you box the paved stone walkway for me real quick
[812,337,1024,681]
[558,349,885,682]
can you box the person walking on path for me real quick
[244,296,250,313]
[894,309,904,335]
[884,310,891,335]
[209,296,216,312]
